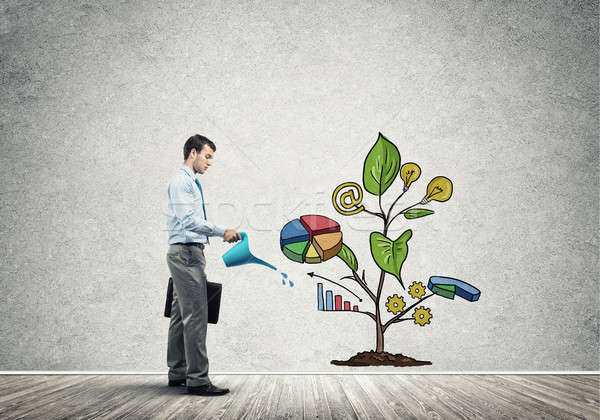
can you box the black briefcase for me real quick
[164,277,222,324]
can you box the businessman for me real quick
[165,134,241,396]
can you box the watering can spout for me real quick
[222,232,277,271]
[248,255,277,271]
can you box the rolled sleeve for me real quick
[212,224,226,238]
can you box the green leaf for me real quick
[362,132,401,196]
[337,243,358,272]
[404,209,435,219]
[369,230,412,288]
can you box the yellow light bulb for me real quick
[422,176,453,204]
[400,163,421,191]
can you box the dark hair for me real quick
[183,134,216,160]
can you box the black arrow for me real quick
[307,272,362,302]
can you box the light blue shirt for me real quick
[166,165,226,245]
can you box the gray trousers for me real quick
[166,243,211,387]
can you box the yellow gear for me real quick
[408,281,426,299]
[385,294,406,315]
[412,306,432,326]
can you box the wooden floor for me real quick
[0,375,598,419]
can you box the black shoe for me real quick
[168,379,186,387]
[187,383,230,396]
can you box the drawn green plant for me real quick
[329,132,478,364]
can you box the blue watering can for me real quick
[222,232,276,270]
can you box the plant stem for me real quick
[375,270,385,352]
[351,270,376,302]
[382,293,434,332]
[386,190,406,221]
[391,318,412,323]
[375,189,397,352]
[361,190,414,353]
[386,202,421,232]
[354,311,376,321]
[362,208,385,219]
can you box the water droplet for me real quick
[281,272,288,279]
[289,280,294,287]
[282,278,286,286]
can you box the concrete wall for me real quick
[1,0,597,371]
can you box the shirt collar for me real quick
[180,164,196,180]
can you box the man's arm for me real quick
[168,178,227,238]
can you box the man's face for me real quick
[192,144,215,174]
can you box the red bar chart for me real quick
[316,283,359,312]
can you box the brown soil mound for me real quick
[331,351,432,367]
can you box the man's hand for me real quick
[223,229,242,243]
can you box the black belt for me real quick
[172,242,205,249]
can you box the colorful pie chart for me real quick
[281,215,342,264]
